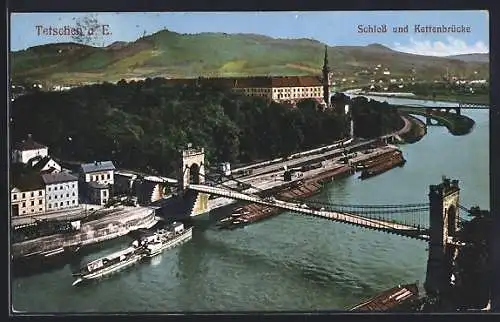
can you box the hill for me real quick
[10,30,489,86]
[446,53,489,63]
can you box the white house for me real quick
[11,173,46,216]
[80,161,116,205]
[30,156,62,174]
[80,161,116,185]
[12,134,48,164]
[42,172,79,211]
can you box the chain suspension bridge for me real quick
[188,172,470,247]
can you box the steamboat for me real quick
[140,222,193,258]
[71,222,192,285]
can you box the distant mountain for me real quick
[10,30,489,85]
[364,43,394,52]
[447,53,489,63]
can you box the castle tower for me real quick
[322,45,331,108]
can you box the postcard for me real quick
[9,10,491,314]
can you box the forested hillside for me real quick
[11,78,403,176]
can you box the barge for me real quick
[360,152,406,180]
[350,283,420,311]
[218,180,324,229]
[218,164,356,229]
[354,149,402,171]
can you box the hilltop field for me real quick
[10,30,489,86]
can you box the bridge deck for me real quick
[188,184,429,240]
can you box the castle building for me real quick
[163,47,333,107]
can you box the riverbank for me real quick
[398,113,427,144]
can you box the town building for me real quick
[87,182,110,206]
[12,134,48,164]
[11,173,46,216]
[41,172,79,211]
[80,161,115,185]
[30,156,62,174]
[79,161,116,205]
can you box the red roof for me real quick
[164,76,324,89]
[270,76,323,87]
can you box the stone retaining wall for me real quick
[12,208,157,258]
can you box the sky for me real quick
[10,11,489,56]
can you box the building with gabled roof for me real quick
[11,172,46,216]
[41,172,79,211]
[79,161,116,205]
[12,134,49,164]
[80,161,116,185]
[31,156,62,174]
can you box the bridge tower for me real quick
[425,177,461,302]
[178,144,209,216]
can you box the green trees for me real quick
[11,79,400,176]
[349,97,404,138]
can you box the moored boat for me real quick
[141,222,193,258]
[71,242,143,286]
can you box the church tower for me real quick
[322,45,331,108]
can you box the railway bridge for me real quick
[398,102,488,125]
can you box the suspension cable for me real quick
[197,171,429,210]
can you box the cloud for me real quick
[392,36,489,56]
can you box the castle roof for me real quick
[165,75,324,89]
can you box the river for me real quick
[11,106,489,313]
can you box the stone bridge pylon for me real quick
[178,143,209,216]
[425,176,461,303]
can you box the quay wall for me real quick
[12,207,157,259]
